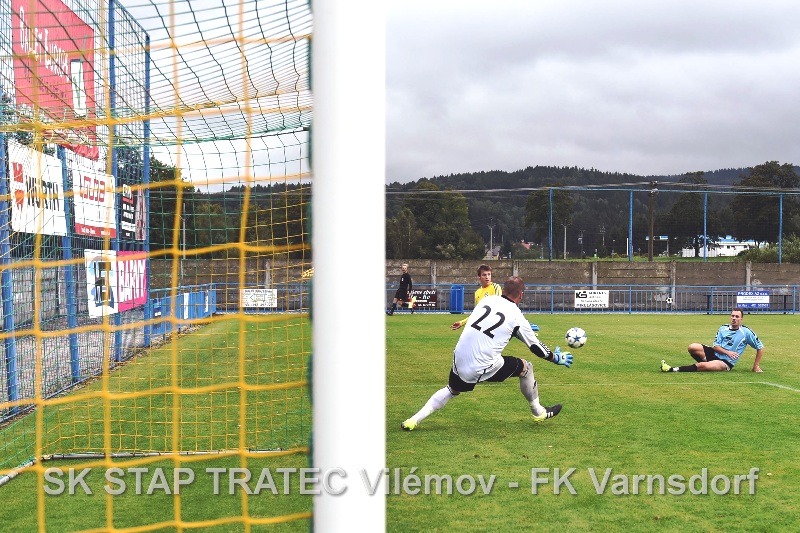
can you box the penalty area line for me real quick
[389,382,800,392]
[759,381,800,392]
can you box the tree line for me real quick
[386,162,800,261]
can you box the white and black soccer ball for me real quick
[565,327,587,349]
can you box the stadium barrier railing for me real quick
[385,284,798,315]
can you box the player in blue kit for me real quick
[400,276,572,431]
[661,307,764,372]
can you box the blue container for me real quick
[450,285,464,314]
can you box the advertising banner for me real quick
[409,289,437,310]
[84,249,147,317]
[73,157,116,237]
[736,290,770,309]
[11,0,100,159]
[8,139,67,235]
[574,290,609,309]
[119,180,136,240]
[241,288,278,309]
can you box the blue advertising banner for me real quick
[736,290,770,309]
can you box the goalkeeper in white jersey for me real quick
[401,276,572,431]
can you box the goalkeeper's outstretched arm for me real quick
[514,325,573,368]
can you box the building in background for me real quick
[681,235,758,258]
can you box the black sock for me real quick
[391,303,397,311]
[676,364,698,372]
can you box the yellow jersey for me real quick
[474,282,503,305]
[458,282,503,327]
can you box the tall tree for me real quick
[399,181,484,259]
[523,186,574,254]
[731,161,800,245]
[386,207,422,258]
[663,172,723,257]
[148,156,196,250]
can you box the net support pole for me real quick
[0,135,19,411]
[312,0,386,529]
[109,0,123,363]
[143,35,152,347]
[57,146,80,382]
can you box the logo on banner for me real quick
[119,181,136,240]
[118,184,146,242]
[408,289,438,309]
[736,290,770,309]
[134,188,146,241]
[86,250,116,316]
[11,0,99,160]
[73,157,116,237]
[241,289,278,309]
[574,290,610,309]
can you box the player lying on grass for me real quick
[401,276,572,431]
[661,307,764,373]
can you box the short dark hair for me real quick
[477,264,492,275]
[503,276,525,299]
[732,307,744,318]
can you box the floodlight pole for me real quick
[648,181,657,261]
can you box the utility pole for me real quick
[180,201,186,287]
[648,181,658,262]
[487,219,495,258]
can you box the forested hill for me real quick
[384,162,800,260]
[387,165,754,191]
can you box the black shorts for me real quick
[394,290,409,301]
[448,356,524,393]
[702,345,734,370]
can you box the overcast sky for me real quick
[386,0,800,184]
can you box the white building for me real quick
[680,235,757,258]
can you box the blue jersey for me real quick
[712,324,763,366]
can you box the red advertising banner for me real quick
[117,251,148,312]
[12,0,99,159]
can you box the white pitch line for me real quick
[760,382,800,392]
[388,381,800,391]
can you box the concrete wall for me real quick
[150,258,308,290]
[387,259,800,288]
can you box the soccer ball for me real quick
[565,327,587,348]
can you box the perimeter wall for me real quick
[386,260,800,288]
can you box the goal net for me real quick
[0,0,313,529]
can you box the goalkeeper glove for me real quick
[552,346,573,368]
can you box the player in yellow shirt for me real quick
[451,265,503,330]
[451,264,539,331]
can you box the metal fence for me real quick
[386,284,799,315]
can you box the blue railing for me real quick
[148,284,218,341]
[386,284,798,315]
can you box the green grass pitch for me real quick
[387,312,800,532]
[0,316,312,532]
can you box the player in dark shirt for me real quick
[387,263,413,315]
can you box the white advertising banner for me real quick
[85,249,117,317]
[241,288,278,309]
[574,290,609,309]
[8,140,68,236]
[736,290,770,309]
[73,157,117,237]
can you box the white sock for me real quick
[519,362,544,416]
[409,387,456,423]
